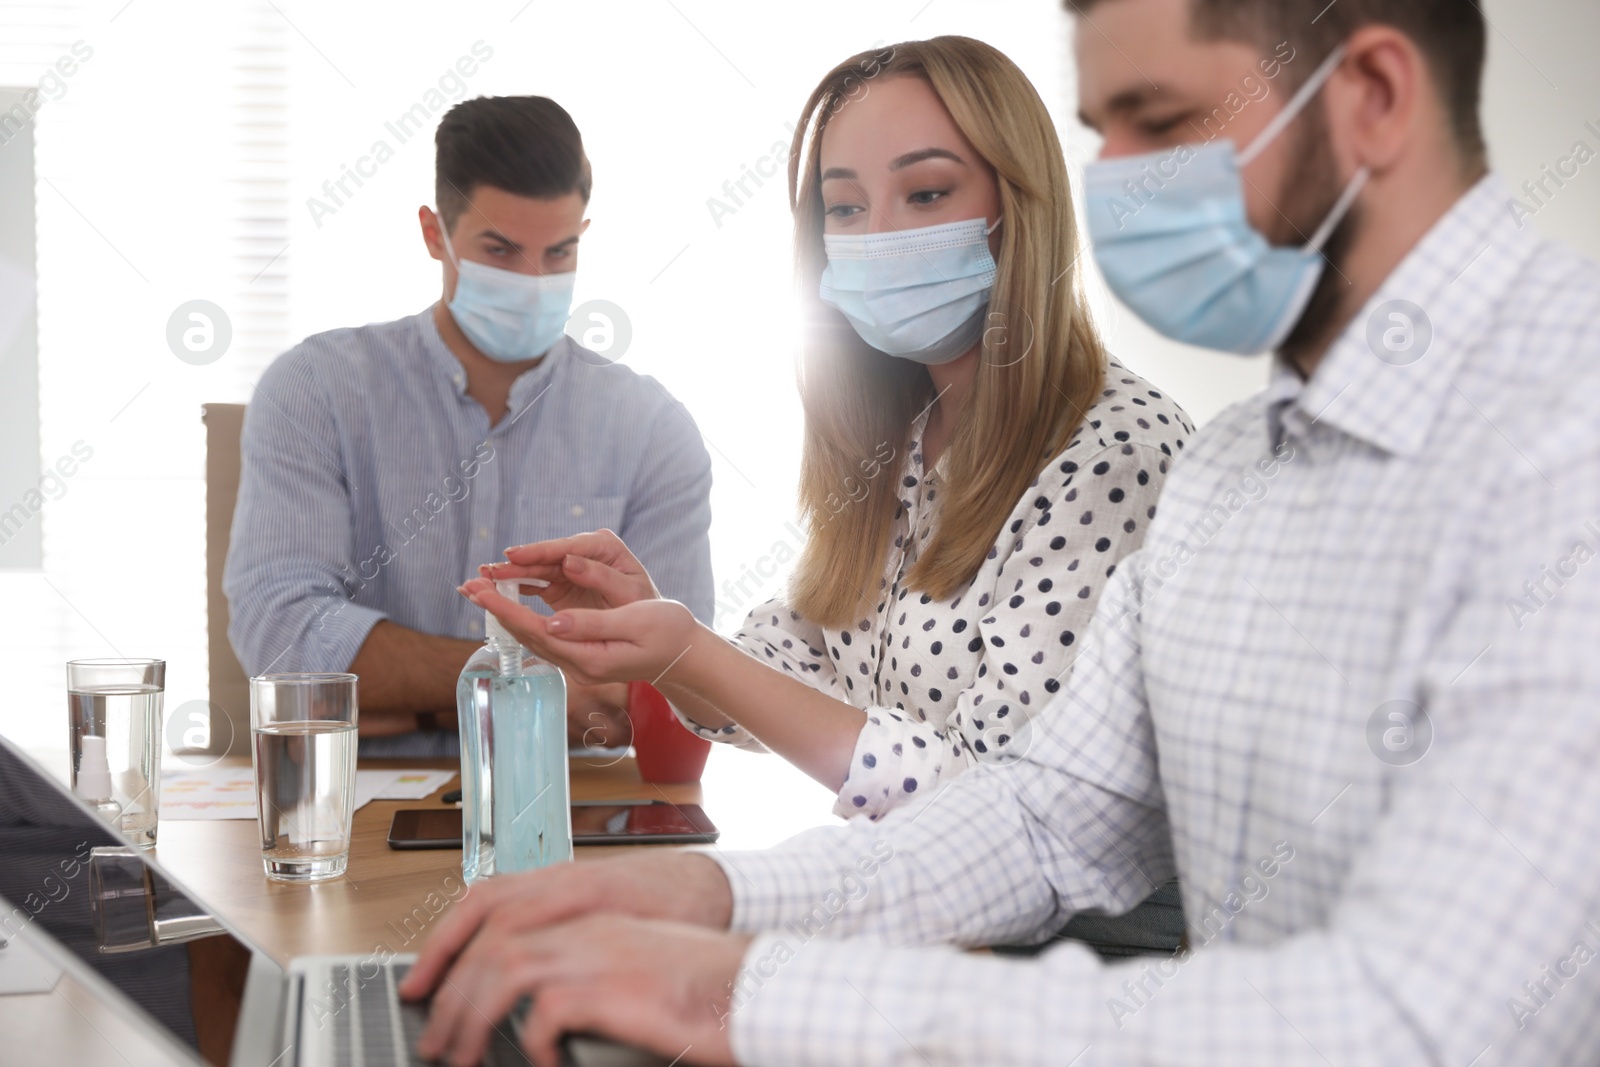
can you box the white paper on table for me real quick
[160,767,458,820]
[159,766,258,819]
[0,932,62,996]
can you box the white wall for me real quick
[0,88,41,569]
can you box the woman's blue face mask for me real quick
[819,216,1003,366]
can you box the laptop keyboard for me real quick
[321,961,531,1066]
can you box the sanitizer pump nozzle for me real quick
[484,578,548,676]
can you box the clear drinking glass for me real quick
[88,846,226,952]
[67,658,166,850]
[250,673,359,882]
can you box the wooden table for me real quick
[153,754,720,965]
[5,747,835,1064]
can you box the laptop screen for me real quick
[0,737,258,1066]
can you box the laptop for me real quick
[0,735,671,1066]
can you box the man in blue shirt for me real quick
[225,96,713,756]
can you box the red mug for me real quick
[626,681,712,783]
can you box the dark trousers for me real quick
[993,879,1185,961]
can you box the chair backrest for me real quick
[202,403,250,756]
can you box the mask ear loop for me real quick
[436,208,462,268]
[1233,44,1368,256]
[1238,44,1349,168]
[1306,166,1370,254]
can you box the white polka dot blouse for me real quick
[678,359,1194,820]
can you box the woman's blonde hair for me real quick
[787,35,1108,627]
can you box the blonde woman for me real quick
[465,37,1192,824]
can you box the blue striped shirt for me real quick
[224,306,714,680]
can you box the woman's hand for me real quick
[480,529,659,615]
[457,581,704,689]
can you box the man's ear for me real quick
[1329,25,1426,177]
[580,217,592,237]
[420,205,448,261]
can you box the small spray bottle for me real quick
[76,735,124,829]
[456,578,572,883]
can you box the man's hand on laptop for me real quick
[418,914,748,1067]
[400,851,739,1065]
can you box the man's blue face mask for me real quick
[440,219,576,363]
[819,216,1003,366]
[1084,45,1370,356]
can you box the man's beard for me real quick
[1269,102,1363,368]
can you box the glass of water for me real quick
[250,673,359,882]
[67,658,166,850]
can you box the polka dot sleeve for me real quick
[833,442,1171,821]
[669,597,845,751]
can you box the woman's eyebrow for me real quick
[890,147,966,170]
[821,147,967,182]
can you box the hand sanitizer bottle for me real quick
[76,734,124,829]
[456,579,572,883]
